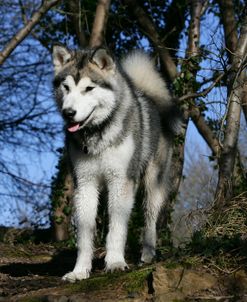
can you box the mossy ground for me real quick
[1,241,247,302]
[1,194,247,301]
[0,242,154,301]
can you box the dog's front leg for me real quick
[105,178,135,272]
[62,181,98,282]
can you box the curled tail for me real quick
[121,51,171,106]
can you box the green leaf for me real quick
[63,205,72,216]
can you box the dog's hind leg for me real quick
[62,181,99,282]
[141,159,169,264]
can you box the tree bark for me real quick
[217,0,238,63]
[89,0,111,47]
[67,0,88,47]
[168,0,210,199]
[52,174,73,241]
[162,0,187,60]
[0,0,60,65]
[177,0,205,183]
[218,0,247,124]
[157,0,207,242]
[186,1,221,157]
[187,0,202,57]
[215,14,247,204]
[242,77,247,123]
[190,107,220,156]
[51,152,73,241]
[50,159,72,239]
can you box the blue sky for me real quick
[1,1,245,227]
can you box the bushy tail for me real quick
[121,51,171,106]
[122,51,183,135]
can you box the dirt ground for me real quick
[0,243,150,301]
[1,242,247,302]
[0,243,68,299]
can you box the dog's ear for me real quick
[52,44,72,74]
[90,48,115,71]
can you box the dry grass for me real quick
[178,192,247,274]
[204,192,247,238]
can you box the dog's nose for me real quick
[62,108,76,119]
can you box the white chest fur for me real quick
[71,134,135,184]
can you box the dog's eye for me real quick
[62,83,70,92]
[85,86,95,92]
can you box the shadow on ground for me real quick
[0,247,106,277]
[0,249,74,277]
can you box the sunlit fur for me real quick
[52,45,181,282]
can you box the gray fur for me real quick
[52,45,180,282]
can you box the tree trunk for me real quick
[158,0,206,243]
[67,0,88,47]
[89,0,111,47]
[242,78,247,123]
[215,14,247,205]
[51,151,73,241]
[217,0,238,64]
[217,0,247,124]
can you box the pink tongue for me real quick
[67,123,80,132]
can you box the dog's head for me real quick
[52,45,118,133]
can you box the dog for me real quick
[52,45,180,282]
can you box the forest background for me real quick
[0,0,246,248]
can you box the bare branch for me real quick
[179,72,225,102]
[89,0,111,47]
[68,0,88,47]
[160,0,187,59]
[190,107,220,156]
[123,0,220,161]
[182,1,221,156]
[186,0,204,57]
[217,0,238,63]
[18,0,51,52]
[123,0,177,82]
[201,0,209,15]
[0,0,60,65]
[223,22,247,146]
[217,0,247,123]
[178,1,221,160]
[216,14,247,202]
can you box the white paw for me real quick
[106,260,128,272]
[105,251,129,272]
[141,246,155,263]
[62,270,90,282]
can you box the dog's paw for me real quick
[62,270,90,282]
[106,261,129,273]
[141,246,155,264]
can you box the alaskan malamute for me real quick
[52,45,179,282]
